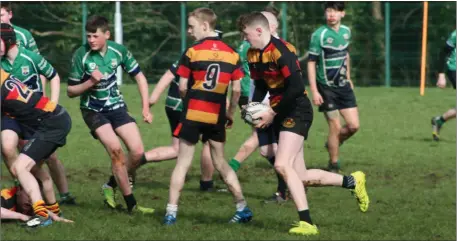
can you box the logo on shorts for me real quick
[22,139,35,152]
[21,66,29,75]
[282,118,295,128]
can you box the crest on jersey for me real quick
[211,43,219,50]
[326,38,334,44]
[89,63,97,70]
[343,34,349,40]
[111,59,117,68]
[21,66,29,75]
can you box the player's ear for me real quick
[255,27,262,35]
[341,11,345,18]
[104,30,111,40]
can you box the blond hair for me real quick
[189,8,217,30]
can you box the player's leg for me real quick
[164,123,199,225]
[30,164,62,216]
[324,111,342,172]
[432,108,457,141]
[199,142,215,191]
[228,127,259,172]
[205,126,252,223]
[44,152,76,205]
[338,107,360,143]
[1,116,23,176]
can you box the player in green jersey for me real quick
[307,2,359,173]
[67,16,154,214]
[0,23,76,206]
[431,30,456,141]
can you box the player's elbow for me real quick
[66,87,77,98]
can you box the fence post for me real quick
[385,2,391,87]
[281,2,287,41]
[115,1,123,85]
[82,1,87,45]
[181,2,187,53]
[420,1,429,96]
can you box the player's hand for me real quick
[48,211,74,223]
[437,74,447,89]
[348,79,354,89]
[142,108,153,124]
[311,90,324,106]
[90,69,103,84]
[253,108,275,129]
[226,114,234,129]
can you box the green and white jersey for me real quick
[12,24,40,54]
[237,40,252,97]
[68,40,141,112]
[446,30,456,71]
[0,46,56,93]
[165,60,183,112]
[308,24,351,87]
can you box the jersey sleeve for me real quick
[169,60,179,76]
[446,31,456,49]
[231,54,244,81]
[121,46,141,77]
[26,32,40,54]
[176,48,192,78]
[68,50,84,86]
[31,52,56,80]
[308,31,322,61]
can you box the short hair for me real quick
[1,2,12,12]
[237,12,269,32]
[264,5,280,18]
[324,2,345,11]
[189,8,217,30]
[86,15,109,33]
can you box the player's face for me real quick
[325,8,344,26]
[188,16,206,41]
[242,26,262,49]
[86,28,110,51]
[0,8,12,24]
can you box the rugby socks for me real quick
[166,203,178,218]
[123,194,137,212]
[267,157,287,199]
[33,200,49,218]
[107,175,118,189]
[46,202,61,215]
[298,209,313,225]
[235,198,247,212]
[229,158,241,172]
[342,175,355,189]
[199,180,214,191]
[138,154,147,167]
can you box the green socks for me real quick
[229,158,241,172]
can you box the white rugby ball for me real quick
[241,102,269,125]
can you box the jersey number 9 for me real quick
[203,64,220,90]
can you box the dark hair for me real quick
[264,5,280,18]
[0,23,16,53]
[85,15,110,33]
[237,11,269,32]
[324,2,345,11]
[0,2,11,12]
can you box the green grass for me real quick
[1,85,455,240]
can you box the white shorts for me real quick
[249,80,270,105]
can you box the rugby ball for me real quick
[241,102,269,126]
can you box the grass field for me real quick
[1,85,456,240]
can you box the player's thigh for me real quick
[339,107,359,129]
[335,86,358,111]
[94,124,123,154]
[276,131,305,168]
[115,122,144,154]
[81,109,110,139]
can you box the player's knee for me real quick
[273,163,286,176]
[347,123,360,134]
[129,148,144,163]
[109,148,125,167]
[259,146,274,159]
[2,144,17,161]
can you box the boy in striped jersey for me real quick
[67,16,154,214]
[164,8,252,225]
[308,2,359,173]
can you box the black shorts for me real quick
[174,122,225,145]
[1,115,34,140]
[238,96,249,109]
[447,70,456,89]
[21,107,72,162]
[317,83,357,112]
[165,107,181,138]
[81,107,136,139]
[257,96,313,146]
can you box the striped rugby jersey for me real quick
[177,36,244,125]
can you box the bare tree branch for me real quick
[40,2,81,26]
[140,35,173,64]
[30,29,80,39]
[298,52,309,62]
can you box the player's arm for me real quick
[271,53,305,116]
[346,52,354,89]
[149,67,176,106]
[307,32,323,105]
[35,54,60,103]
[67,51,101,98]
[228,62,244,122]
[176,49,192,99]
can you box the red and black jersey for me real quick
[1,69,59,129]
[247,37,307,115]
[177,37,244,125]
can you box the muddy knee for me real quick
[110,148,126,169]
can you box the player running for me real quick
[239,11,368,235]
[67,15,154,214]
[164,8,253,225]
[431,30,456,141]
